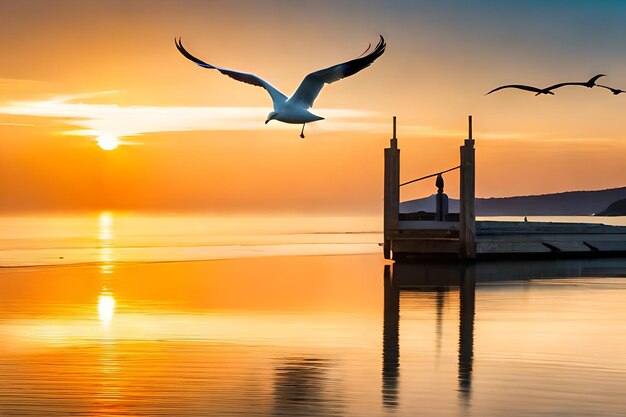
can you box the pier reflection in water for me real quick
[383,257,626,409]
[383,262,475,408]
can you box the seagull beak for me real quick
[265,119,270,124]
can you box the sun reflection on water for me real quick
[98,211,115,274]
[98,211,113,240]
[97,212,117,328]
[98,292,116,327]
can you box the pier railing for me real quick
[399,165,460,188]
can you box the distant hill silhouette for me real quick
[400,186,626,216]
[596,198,626,216]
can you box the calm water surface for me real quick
[1,214,626,416]
[0,213,382,267]
[0,213,624,267]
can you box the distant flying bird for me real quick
[486,74,606,96]
[542,74,606,91]
[175,36,386,138]
[597,84,626,95]
[486,84,556,96]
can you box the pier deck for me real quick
[476,220,626,257]
[388,220,626,260]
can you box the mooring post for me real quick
[435,173,449,221]
[459,116,476,260]
[383,116,400,259]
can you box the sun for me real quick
[96,134,119,151]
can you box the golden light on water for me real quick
[98,292,116,327]
[99,247,114,267]
[98,211,113,240]
[97,211,116,328]
[98,211,115,273]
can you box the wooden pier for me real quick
[383,116,626,260]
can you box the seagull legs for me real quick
[300,124,306,139]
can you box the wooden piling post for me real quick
[459,116,476,260]
[458,263,476,399]
[383,117,400,259]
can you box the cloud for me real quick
[44,90,121,103]
[0,122,35,127]
[0,93,377,138]
[0,78,44,86]
[0,92,532,142]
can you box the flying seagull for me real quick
[597,84,626,95]
[542,74,606,91]
[175,36,386,138]
[486,74,606,96]
[486,84,556,96]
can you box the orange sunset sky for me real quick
[1,0,625,214]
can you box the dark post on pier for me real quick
[459,116,476,260]
[383,116,400,259]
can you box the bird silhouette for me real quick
[542,74,605,91]
[175,36,386,138]
[596,84,625,95]
[487,74,606,96]
[486,84,556,96]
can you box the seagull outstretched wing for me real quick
[544,74,606,91]
[587,74,606,85]
[485,85,546,95]
[597,84,624,95]
[288,35,386,108]
[175,38,288,110]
